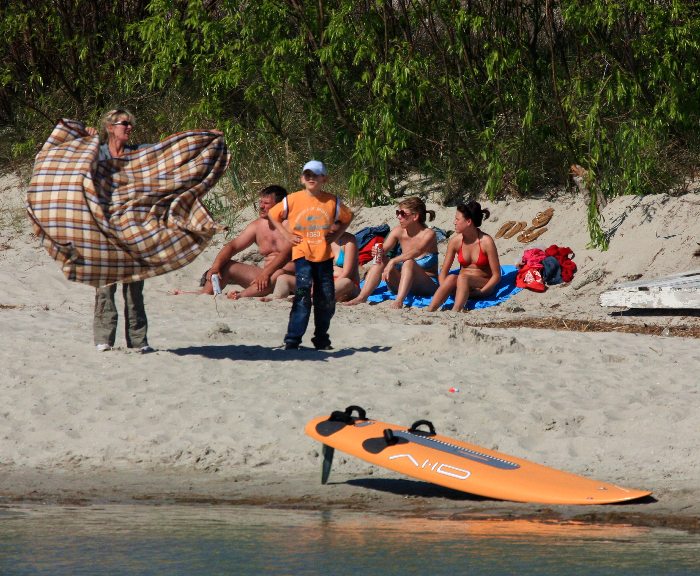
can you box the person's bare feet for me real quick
[342,297,365,306]
[168,288,205,295]
[388,299,404,309]
[227,290,241,300]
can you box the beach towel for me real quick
[26,119,230,287]
[365,265,522,309]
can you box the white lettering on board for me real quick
[389,454,471,481]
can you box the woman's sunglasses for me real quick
[111,120,132,127]
[396,209,412,218]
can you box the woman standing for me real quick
[345,196,438,309]
[427,201,500,312]
[88,109,153,352]
[29,109,229,352]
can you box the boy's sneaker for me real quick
[284,342,299,350]
[139,345,155,354]
[311,336,332,350]
[96,343,112,352]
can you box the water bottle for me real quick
[211,273,222,295]
[374,242,384,264]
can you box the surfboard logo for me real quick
[389,454,471,480]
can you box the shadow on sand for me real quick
[168,344,391,361]
[340,478,658,506]
[342,477,492,502]
[611,308,700,318]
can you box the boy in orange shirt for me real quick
[267,161,353,349]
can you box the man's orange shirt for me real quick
[268,190,353,262]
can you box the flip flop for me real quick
[495,220,516,239]
[517,226,548,243]
[503,221,527,239]
[531,207,554,228]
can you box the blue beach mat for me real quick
[364,265,522,310]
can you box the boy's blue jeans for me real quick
[284,257,336,348]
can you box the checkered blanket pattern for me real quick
[27,119,230,287]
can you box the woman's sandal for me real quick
[531,207,554,228]
[495,220,516,239]
[517,226,548,243]
[503,221,528,239]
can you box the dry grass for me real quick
[467,316,700,339]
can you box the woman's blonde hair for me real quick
[99,108,135,143]
[399,196,435,225]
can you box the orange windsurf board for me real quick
[304,406,652,505]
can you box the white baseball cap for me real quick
[302,160,327,176]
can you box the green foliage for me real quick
[3,1,700,247]
[202,181,239,236]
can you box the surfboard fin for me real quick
[321,444,335,484]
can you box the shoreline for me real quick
[2,468,699,535]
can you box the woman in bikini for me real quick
[427,200,501,312]
[345,196,438,309]
[331,228,361,302]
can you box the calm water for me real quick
[1,505,699,575]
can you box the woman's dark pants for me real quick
[93,281,149,348]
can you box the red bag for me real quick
[516,265,546,292]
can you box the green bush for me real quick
[3,0,700,247]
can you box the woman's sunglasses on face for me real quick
[396,209,412,219]
[112,120,132,127]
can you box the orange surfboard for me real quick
[305,406,652,505]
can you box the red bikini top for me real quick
[457,233,489,269]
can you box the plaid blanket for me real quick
[27,119,230,287]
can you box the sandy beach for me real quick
[1,169,699,531]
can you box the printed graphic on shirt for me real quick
[268,190,351,262]
[292,206,333,247]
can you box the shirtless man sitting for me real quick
[201,185,294,299]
